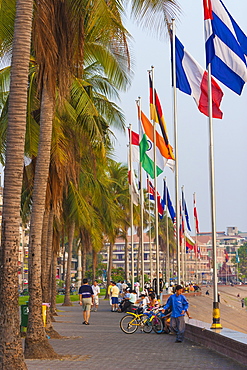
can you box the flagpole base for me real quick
[210,301,223,329]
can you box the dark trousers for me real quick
[170,316,185,342]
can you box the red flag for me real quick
[128,128,139,162]
[193,194,200,234]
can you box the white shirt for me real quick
[92,285,100,296]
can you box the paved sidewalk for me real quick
[25,298,246,370]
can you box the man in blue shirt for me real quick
[79,278,94,325]
[163,284,191,342]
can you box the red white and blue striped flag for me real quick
[203,0,247,95]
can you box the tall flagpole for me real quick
[164,178,170,285]
[172,19,180,285]
[194,192,199,285]
[207,63,222,329]
[150,66,160,298]
[129,124,135,290]
[137,97,145,292]
[181,188,185,284]
[148,175,154,284]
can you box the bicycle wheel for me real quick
[120,315,138,334]
[152,316,163,334]
[141,316,153,333]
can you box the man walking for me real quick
[79,278,94,325]
[110,281,119,312]
[91,280,100,311]
[162,284,191,343]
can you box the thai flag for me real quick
[203,0,247,95]
[173,35,224,119]
[147,179,164,218]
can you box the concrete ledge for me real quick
[185,318,247,366]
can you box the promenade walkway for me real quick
[26,298,246,370]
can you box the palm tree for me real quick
[0,0,180,363]
[0,0,33,367]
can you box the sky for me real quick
[112,0,247,234]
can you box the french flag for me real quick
[173,35,224,119]
[203,0,247,95]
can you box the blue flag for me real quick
[182,188,191,231]
[161,181,176,223]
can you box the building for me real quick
[102,226,247,284]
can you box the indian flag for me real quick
[139,108,175,179]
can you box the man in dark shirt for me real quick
[79,278,94,325]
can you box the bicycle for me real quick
[120,309,163,334]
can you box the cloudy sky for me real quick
[112,0,247,234]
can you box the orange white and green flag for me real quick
[138,105,174,179]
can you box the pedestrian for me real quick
[153,273,164,297]
[79,278,94,325]
[110,281,120,312]
[122,281,128,291]
[116,280,123,295]
[165,282,169,294]
[108,281,113,307]
[241,298,245,308]
[91,280,100,312]
[134,281,140,298]
[162,284,191,343]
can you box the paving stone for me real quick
[25,298,246,370]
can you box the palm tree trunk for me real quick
[41,210,49,301]
[41,210,61,338]
[92,249,97,282]
[0,0,33,368]
[82,245,86,280]
[42,209,53,303]
[50,249,58,317]
[24,87,57,359]
[62,221,75,306]
[105,242,113,299]
[61,228,66,281]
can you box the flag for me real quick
[128,128,139,162]
[236,249,240,263]
[224,249,229,262]
[194,243,201,260]
[149,75,176,160]
[127,136,139,206]
[147,179,164,218]
[138,106,174,178]
[173,216,177,240]
[203,0,247,95]
[193,194,200,234]
[182,188,191,231]
[161,180,176,223]
[185,231,195,252]
[172,34,224,118]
